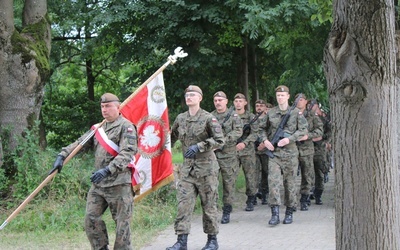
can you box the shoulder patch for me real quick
[127,127,133,133]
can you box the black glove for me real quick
[184,145,199,158]
[48,155,65,175]
[90,166,111,184]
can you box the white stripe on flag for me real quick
[147,74,167,117]
[136,154,152,192]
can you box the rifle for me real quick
[265,94,303,158]
[237,111,262,144]
[220,106,235,129]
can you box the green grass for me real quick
[0,140,247,249]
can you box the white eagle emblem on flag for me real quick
[140,125,161,149]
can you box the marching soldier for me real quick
[168,85,225,250]
[260,86,308,225]
[234,93,260,212]
[309,100,332,205]
[254,100,272,205]
[49,93,138,250]
[295,94,323,211]
[211,91,243,224]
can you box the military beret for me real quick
[213,91,227,98]
[234,93,246,100]
[255,99,266,105]
[275,85,289,93]
[185,85,203,96]
[295,93,307,100]
[100,93,120,103]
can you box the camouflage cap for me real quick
[255,99,266,105]
[100,93,120,103]
[275,85,289,93]
[213,91,227,99]
[185,85,203,96]
[266,103,273,108]
[234,93,246,100]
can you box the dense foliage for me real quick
[42,0,331,149]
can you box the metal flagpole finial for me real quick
[168,47,188,65]
[0,221,7,230]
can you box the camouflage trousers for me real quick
[256,153,269,193]
[299,154,315,195]
[217,155,240,206]
[268,155,298,207]
[238,154,259,196]
[313,154,325,191]
[85,184,134,250]
[174,172,219,235]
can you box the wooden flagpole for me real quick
[0,47,188,230]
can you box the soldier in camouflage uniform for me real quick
[49,93,137,250]
[211,91,243,224]
[167,85,225,250]
[254,100,272,205]
[234,93,259,212]
[309,100,332,205]
[260,86,307,225]
[295,94,323,211]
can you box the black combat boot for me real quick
[309,187,315,199]
[283,207,293,224]
[221,204,232,224]
[261,192,268,205]
[314,189,323,205]
[300,194,309,211]
[166,234,188,250]
[255,190,263,200]
[268,206,280,225]
[201,234,219,250]
[245,196,255,211]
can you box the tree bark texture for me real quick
[324,0,400,249]
[0,0,50,149]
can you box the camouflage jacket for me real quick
[256,115,267,155]
[237,111,259,156]
[211,108,243,158]
[60,115,137,187]
[314,114,332,156]
[297,110,323,156]
[260,106,308,157]
[171,108,225,178]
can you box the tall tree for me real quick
[324,0,400,248]
[0,0,51,149]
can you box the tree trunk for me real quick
[238,39,249,110]
[0,0,51,149]
[324,0,400,249]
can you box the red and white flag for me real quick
[120,73,174,201]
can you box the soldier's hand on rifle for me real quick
[90,166,111,184]
[312,136,322,142]
[184,145,199,158]
[257,143,266,151]
[48,155,65,175]
[277,138,290,147]
[298,134,308,141]
[263,140,274,151]
[236,142,246,151]
[326,142,332,151]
